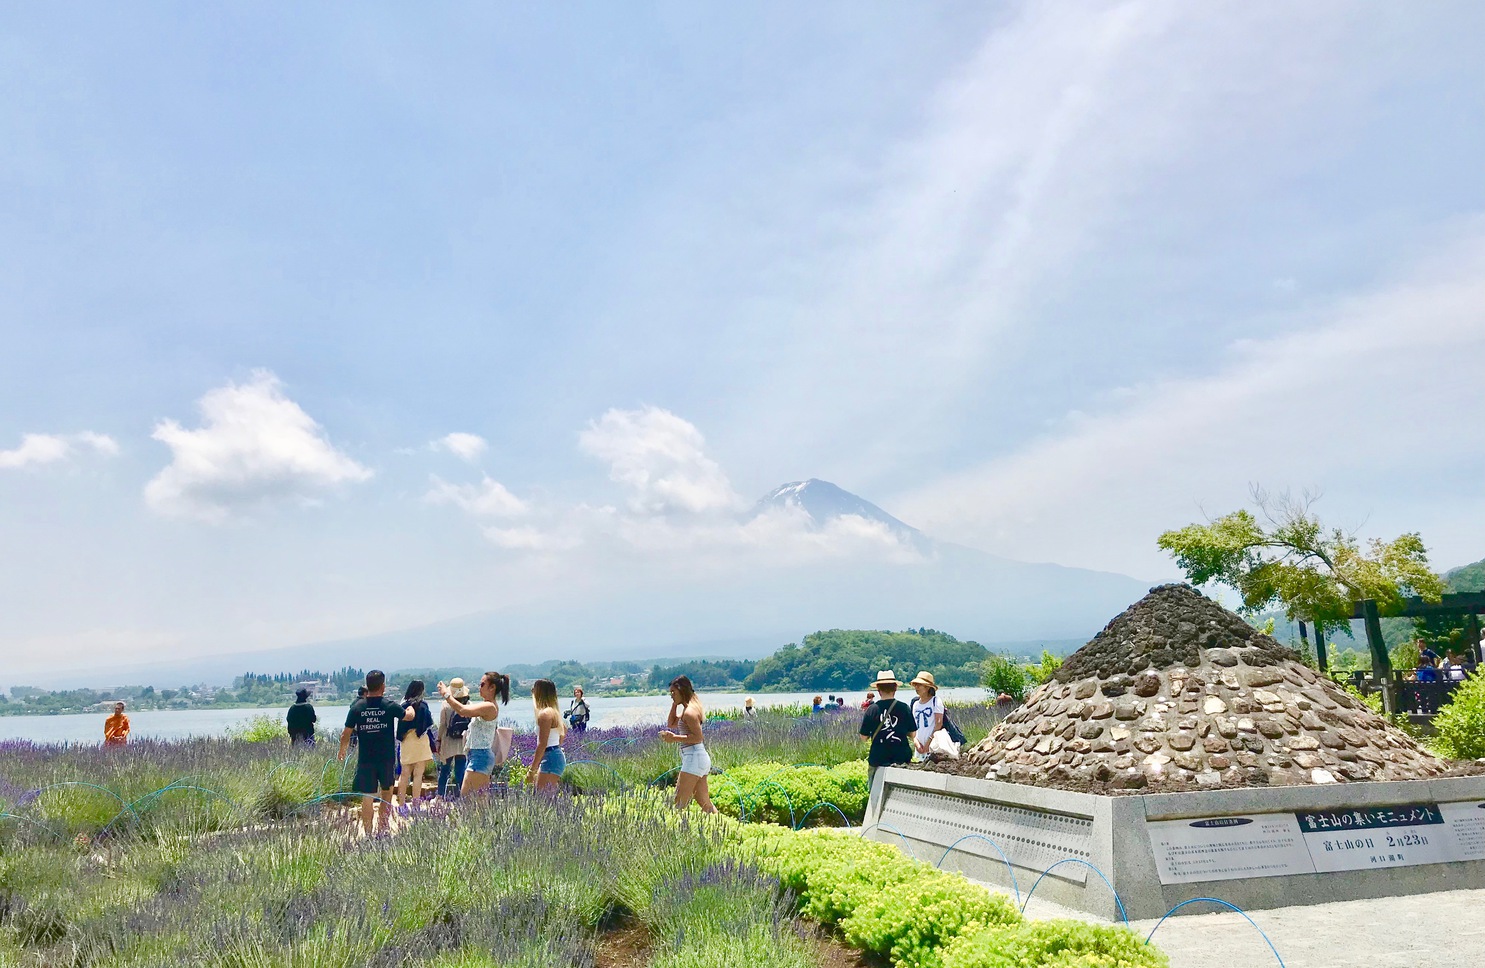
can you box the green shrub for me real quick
[718,761,867,826]
[745,827,1021,968]
[225,714,285,743]
[981,656,1030,701]
[1432,672,1485,759]
[943,919,1168,968]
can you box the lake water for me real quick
[0,687,991,745]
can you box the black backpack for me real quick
[447,712,471,738]
[942,709,966,746]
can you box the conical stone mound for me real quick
[966,584,1450,793]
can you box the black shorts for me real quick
[352,758,396,795]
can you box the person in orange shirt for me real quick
[104,702,130,746]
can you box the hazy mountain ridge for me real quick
[42,480,1155,689]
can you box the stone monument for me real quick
[863,585,1485,919]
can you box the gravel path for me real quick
[1019,888,1485,968]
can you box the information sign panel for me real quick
[1440,800,1485,861]
[1147,814,1314,884]
[1149,799,1485,885]
[1296,804,1451,872]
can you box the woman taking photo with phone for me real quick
[438,671,510,797]
[659,675,716,813]
[527,678,566,792]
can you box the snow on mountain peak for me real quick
[749,479,921,540]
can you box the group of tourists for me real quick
[1412,637,1478,682]
[99,664,955,836]
[334,670,715,834]
[858,668,962,785]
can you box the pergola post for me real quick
[1361,599,1395,714]
[1313,624,1328,675]
[1467,611,1483,666]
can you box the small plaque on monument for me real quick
[1297,804,1453,872]
[1147,814,1313,884]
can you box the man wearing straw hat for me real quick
[859,670,913,789]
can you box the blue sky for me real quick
[3,2,1483,678]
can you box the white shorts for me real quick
[679,743,712,777]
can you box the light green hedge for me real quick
[716,760,869,825]
[743,827,1166,968]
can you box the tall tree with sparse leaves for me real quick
[1157,487,1446,637]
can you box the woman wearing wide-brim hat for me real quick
[436,678,471,798]
[909,671,943,758]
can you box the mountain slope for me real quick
[56,480,1156,688]
[749,479,922,543]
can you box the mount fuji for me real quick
[749,479,925,547]
[69,480,1155,687]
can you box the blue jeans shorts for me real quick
[539,746,566,777]
[466,747,497,775]
[679,743,711,777]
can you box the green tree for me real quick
[1025,650,1063,686]
[981,655,1030,701]
[1157,487,1447,638]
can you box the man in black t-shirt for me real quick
[859,670,914,792]
[338,670,415,834]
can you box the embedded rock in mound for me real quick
[965,583,1450,793]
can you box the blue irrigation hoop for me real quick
[856,822,919,861]
[934,834,1022,906]
[0,812,66,841]
[648,767,681,787]
[292,792,397,812]
[99,784,247,837]
[1145,898,1286,968]
[21,782,139,823]
[746,779,797,828]
[707,771,751,822]
[794,802,851,830]
[1020,858,1125,923]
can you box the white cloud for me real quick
[425,475,528,518]
[483,525,579,552]
[432,432,488,462]
[424,406,922,565]
[895,225,1485,577]
[144,370,373,522]
[0,431,119,469]
[578,406,739,515]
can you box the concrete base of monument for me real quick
[863,767,1485,921]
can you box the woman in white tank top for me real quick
[438,671,509,797]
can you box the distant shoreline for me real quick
[0,686,810,718]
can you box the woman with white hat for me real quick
[909,671,944,758]
[436,677,472,798]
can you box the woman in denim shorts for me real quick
[438,671,510,797]
[527,678,567,792]
[659,676,716,813]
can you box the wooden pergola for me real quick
[1327,592,1485,713]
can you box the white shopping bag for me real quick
[929,728,961,761]
[495,726,515,765]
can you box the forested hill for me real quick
[1446,558,1485,593]
[743,629,988,691]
